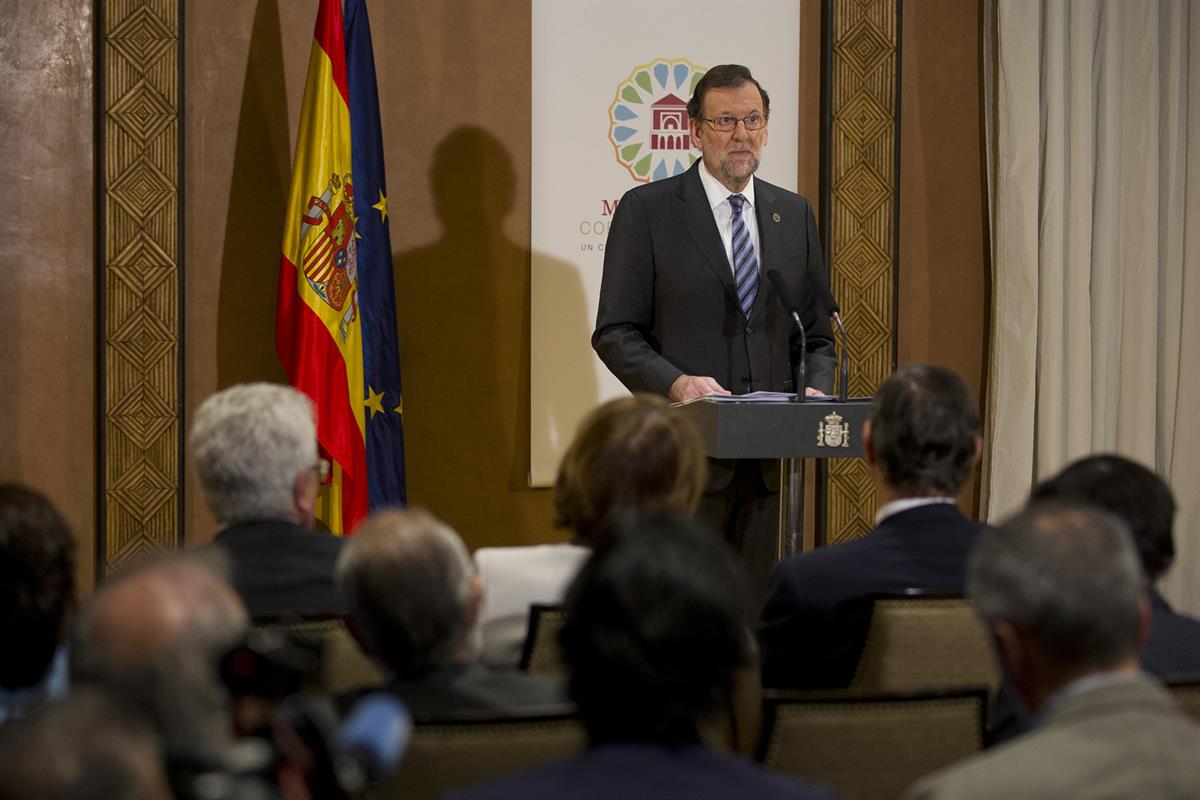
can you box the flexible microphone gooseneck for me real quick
[812,281,850,403]
[766,269,807,399]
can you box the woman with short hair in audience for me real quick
[473,394,707,667]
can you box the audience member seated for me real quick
[758,364,984,688]
[474,393,707,667]
[447,515,835,800]
[337,508,567,720]
[191,382,346,619]
[70,552,249,775]
[1033,454,1200,678]
[903,502,1200,799]
[0,686,172,800]
[0,484,75,725]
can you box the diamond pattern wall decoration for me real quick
[99,0,183,577]
[821,0,900,545]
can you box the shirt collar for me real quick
[874,496,957,526]
[697,158,756,213]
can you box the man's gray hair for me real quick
[190,383,317,524]
[337,508,475,679]
[968,501,1144,670]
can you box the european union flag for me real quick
[344,0,407,508]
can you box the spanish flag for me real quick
[276,0,407,535]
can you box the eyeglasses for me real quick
[700,113,768,132]
[311,459,330,482]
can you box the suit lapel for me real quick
[753,177,781,321]
[675,163,741,312]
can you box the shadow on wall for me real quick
[216,0,289,389]
[395,126,592,546]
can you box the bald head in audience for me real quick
[0,687,172,800]
[70,554,249,756]
[969,501,1148,711]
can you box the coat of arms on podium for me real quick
[817,411,850,448]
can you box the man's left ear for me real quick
[972,435,984,467]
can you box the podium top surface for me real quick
[673,397,872,460]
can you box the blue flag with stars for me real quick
[344,0,407,508]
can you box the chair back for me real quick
[254,616,385,695]
[760,688,986,800]
[850,593,999,696]
[1166,677,1200,721]
[380,710,585,800]
[519,604,567,678]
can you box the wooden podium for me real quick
[675,397,872,559]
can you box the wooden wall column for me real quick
[819,0,901,543]
[98,0,184,577]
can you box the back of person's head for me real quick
[559,514,748,746]
[1032,454,1175,582]
[0,686,172,800]
[969,501,1144,673]
[554,394,707,544]
[868,363,980,496]
[337,508,477,679]
[190,382,317,524]
[70,552,249,756]
[0,484,75,691]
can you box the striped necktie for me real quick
[728,193,759,319]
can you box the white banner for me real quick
[530,0,801,485]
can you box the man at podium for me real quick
[592,63,836,600]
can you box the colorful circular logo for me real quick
[609,58,707,183]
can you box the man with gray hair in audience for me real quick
[191,382,345,619]
[904,502,1200,800]
[337,508,566,719]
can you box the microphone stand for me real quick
[788,310,807,403]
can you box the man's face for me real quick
[689,82,769,193]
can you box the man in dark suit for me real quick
[758,364,985,688]
[904,502,1200,799]
[447,515,835,800]
[593,64,837,600]
[336,508,565,720]
[1032,454,1200,679]
[190,383,345,620]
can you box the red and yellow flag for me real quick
[276,0,366,534]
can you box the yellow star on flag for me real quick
[372,190,388,223]
[393,395,404,416]
[365,386,385,418]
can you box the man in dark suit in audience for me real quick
[1033,454,1200,678]
[758,363,984,688]
[190,382,346,620]
[904,502,1200,799]
[336,508,566,720]
[447,516,835,800]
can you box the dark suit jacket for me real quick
[446,742,836,800]
[904,674,1200,800]
[758,503,984,689]
[343,663,568,723]
[212,517,346,620]
[1144,586,1200,679]
[593,161,836,398]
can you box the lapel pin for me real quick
[772,212,781,222]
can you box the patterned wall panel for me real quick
[99,0,183,576]
[821,0,899,544]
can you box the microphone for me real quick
[766,269,807,399]
[813,281,850,403]
[333,693,412,794]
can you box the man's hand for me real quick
[804,386,827,397]
[669,375,731,403]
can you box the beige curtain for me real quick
[984,0,1200,615]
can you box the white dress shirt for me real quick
[696,159,762,277]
